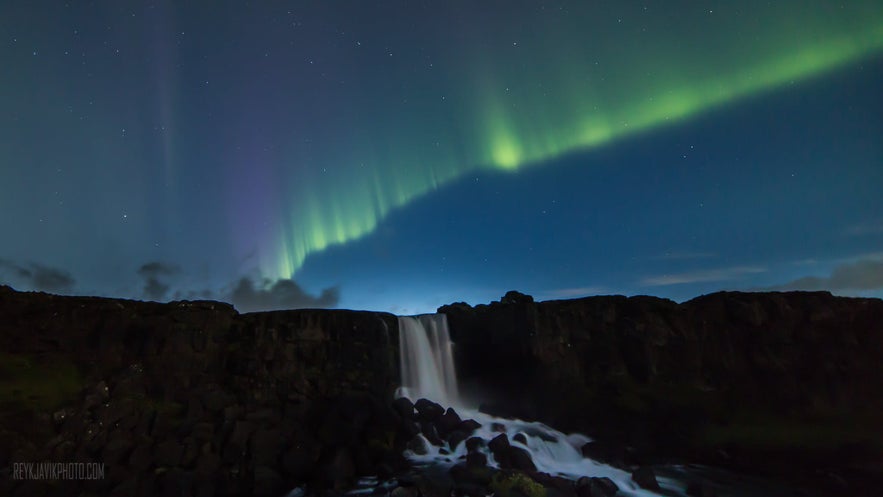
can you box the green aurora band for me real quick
[266,4,883,279]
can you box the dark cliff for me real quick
[441,290,883,488]
[0,285,404,496]
[2,285,882,496]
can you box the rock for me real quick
[281,443,318,481]
[253,465,285,497]
[202,389,232,413]
[129,443,153,471]
[530,472,574,496]
[466,451,488,468]
[686,481,717,497]
[391,486,419,497]
[575,477,618,497]
[179,437,201,469]
[392,397,415,419]
[420,421,444,446]
[406,435,429,455]
[223,405,244,423]
[437,407,463,436]
[455,482,489,497]
[488,434,537,471]
[414,398,445,422]
[465,437,485,453]
[501,446,536,472]
[501,290,534,304]
[195,448,221,477]
[223,420,255,462]
[457,419,482,434]
[448,430,469,450]
[400,419,421,439]
[513,433,527,445]
[110,477,140,497]
[591,477,619,497]
[250,428,284,465]
[155,467,193,496]
[631,466,660,491]
[186,396,205,421]
[154,438,184,467]
[103,434,134,465]
[450,462,493,486]
[488,434,510,454]
[192,422,215,442]
[396,475,417,487]
[3,284,883,497]
[320,447,356,490]
[245,408,279,423]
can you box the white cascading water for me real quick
[396,314,460,408]
[395,314,686,497]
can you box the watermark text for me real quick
[12,462,105,480]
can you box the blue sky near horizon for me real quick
[1,1,882,314]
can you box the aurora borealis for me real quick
[2,1,882,312]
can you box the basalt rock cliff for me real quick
[441,290,883,492]
[0,285,405,497]
[1,285,882,496]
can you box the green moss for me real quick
[490,472,547,497]
[0,353,84,412]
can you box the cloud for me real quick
[641,266,766,286]
[845,222,883,237]
[137,262,180,278]
[0,259,76,292]
[136,262,180,301]
[226,277,340,312]
[645,251,717,261]
[542,286,607,298]
[767,259,883,291]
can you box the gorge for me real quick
[1,285,881,496]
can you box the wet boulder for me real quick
[447,430,470,451]
[631,466,660,491]
[457,419,482,434]
[501,446,536,472]
[414,398,445,422]
[575,476,618,497]
[488,434,511,454]
[466,437,485,453]
[466,451,488,468]
[420,421,444,446]
[392,398,415,420]
[437,407,463,436]
[450,462,494,487]
[406,436,429,455]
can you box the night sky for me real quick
[2,1,882,314]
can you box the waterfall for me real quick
[394,313,686,497]
[396,314,460,407]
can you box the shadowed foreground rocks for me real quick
[441,290,883,496]
[2,285,882,496]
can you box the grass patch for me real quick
[490,472,547,497]
[0,352,84,412]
